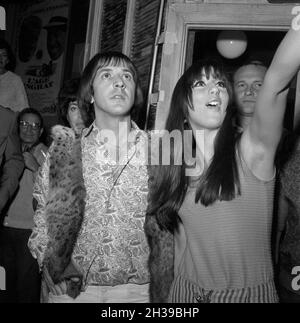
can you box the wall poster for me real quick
[15,0,69,125]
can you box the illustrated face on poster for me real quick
[18,15,68,78]
[16,1,69,117]
[44,16,67,61]
[18,15,42,63]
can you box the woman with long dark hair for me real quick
[146,22,300,303]
[28,52,150,303]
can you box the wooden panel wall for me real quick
[100,0,127,52]
[131,0,163,128]
[97,0,162,128]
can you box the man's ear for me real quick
[90,96,94,104]
[39,127,44,137]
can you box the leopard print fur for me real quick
[43,125,86,298]
[144,213,174,303]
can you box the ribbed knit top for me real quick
[177,151,275,290]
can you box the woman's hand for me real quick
[43,267,67,296]
[23,151,40,172]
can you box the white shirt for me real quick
[0,71,29,112]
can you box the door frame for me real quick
[155,1,298,129]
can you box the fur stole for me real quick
[145,165,175,303]
[144,214,174,303]
[43,125,86,298]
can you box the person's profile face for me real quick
[66,100,84,134]
[46,27,66,60]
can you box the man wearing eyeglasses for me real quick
[1,108,46,303]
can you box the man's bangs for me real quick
[97,56,137,82]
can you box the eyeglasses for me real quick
[19,120,41,131]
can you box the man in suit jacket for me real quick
[0,106,24,216]
[0,106,24,302]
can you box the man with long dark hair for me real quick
[28,52,150,303]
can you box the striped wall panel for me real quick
[100,0,127,53]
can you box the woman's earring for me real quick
[184,119,190,129]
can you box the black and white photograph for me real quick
[0,0,300,314]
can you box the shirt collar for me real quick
[82,120,145,145]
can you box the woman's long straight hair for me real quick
[148,59,241,232]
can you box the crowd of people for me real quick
[0,15,300,303]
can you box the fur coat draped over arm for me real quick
[145,165,175,303]
[29,125,86,299]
